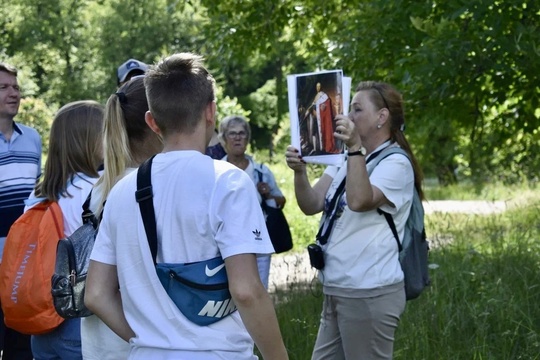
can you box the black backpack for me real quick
[51,192,98,318]
[370,147,431,300]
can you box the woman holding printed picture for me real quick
[286,81,424,359]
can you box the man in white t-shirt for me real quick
[85,53,288,360]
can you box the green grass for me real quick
[258,156,540,360]
[394,202,540,359]
[423,178,539,201]
[269,199,540,360]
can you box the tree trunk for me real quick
[437,163,458,186]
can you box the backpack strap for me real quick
[135,156,158,265]
[81,190,99,229]
[48,201,65,238]
[255,163,271,213]
[82,191,92,213]
[255,163,264,184]
[377,210,402,252]
[370,146,411,253]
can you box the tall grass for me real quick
[260,155,540,359]
[270,200,540,359]
[423,178,538,201]
[394,201,540,359]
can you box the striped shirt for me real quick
[0,122,41,241]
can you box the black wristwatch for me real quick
[348,146,367,157]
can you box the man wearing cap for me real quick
[117,59,148,86]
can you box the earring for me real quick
[377,124,382,129]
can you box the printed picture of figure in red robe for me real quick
[310,82,341,154]
[300,82,342,155]
[289,69,348,164]
[295,71,344,157]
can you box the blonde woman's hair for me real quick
[95,76,162,215]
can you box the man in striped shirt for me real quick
[0,62,41,360]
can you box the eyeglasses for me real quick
[373,85,390,110]
[226,131,248,139]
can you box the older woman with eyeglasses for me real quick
[218,115,286,289]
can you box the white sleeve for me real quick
[370,154,414,215]
[210,169,275,259]
[323,165,339,179]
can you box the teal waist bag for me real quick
[155,256,237,326]
[136,156,237,326]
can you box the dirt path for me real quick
[422,200,507,214]
[268,200,508,293]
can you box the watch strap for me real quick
[348,149,365,157]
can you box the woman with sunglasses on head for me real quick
[286,81,424,359]
[218,115,285,289]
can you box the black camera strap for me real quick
[316,145,389,245]
[316,177,346,245]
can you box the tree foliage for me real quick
[1,0,538,185]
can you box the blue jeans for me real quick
[31,318,82,360]
[257,254,272,289]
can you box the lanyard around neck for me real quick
[316,142,392,245]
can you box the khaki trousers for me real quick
[311,289,406,360]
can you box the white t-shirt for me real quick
[81,170,134,360]
[319,143,414,295]
[90,151,275,359]
[221,154,284,288]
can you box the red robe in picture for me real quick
[314,90,337,153]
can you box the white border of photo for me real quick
[287,70,351,166]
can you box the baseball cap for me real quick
[117,59,148,84]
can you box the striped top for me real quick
[0,122,42,239]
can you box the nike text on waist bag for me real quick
[156,257,236,325]
[0,201,65,334]
[136,156,237,326]
[372,147,431,301]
